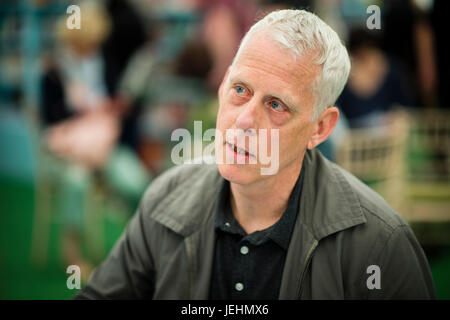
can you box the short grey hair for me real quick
[231,9,351,120]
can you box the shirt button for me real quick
[240,246,249,255]
[224,222,230,227]
[235,282,244,291]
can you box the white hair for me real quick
[231,9,351,120]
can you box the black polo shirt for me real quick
[209,166,304,300]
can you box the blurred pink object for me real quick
[46,108,119,169]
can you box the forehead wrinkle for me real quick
[238,50,297,81]
[237,47,318,91]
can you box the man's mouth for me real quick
[226,142,256,159]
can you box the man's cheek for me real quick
[279,135,301,159]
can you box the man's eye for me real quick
[235,85,245,95]
[270,100,284,111]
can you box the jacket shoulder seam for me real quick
[359,203,407,231]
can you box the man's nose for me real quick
[235,99,259,131]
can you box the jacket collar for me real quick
[299,149,367,241]
[150,163,222,237]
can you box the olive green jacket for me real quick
[76,149,436,299]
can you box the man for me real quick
[75,9,435,299]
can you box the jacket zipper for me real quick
[298,239,318,298]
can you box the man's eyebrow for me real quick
[227,74,250,88]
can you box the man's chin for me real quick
[217,163,260,185]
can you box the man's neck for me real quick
[229,156,304,234]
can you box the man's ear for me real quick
[307,106,340,150]
[218,66,231,98]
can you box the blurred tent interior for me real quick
[0,0,449,299]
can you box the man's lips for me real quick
[225,142,255,158]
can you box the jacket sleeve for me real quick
[367,224,436,299]
[73,206,156,299]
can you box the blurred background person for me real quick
[381,0,437,108]
[336,28,413,129]
[198,0,260,90]
[39,0,149,281]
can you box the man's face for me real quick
[216,30,321,185]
